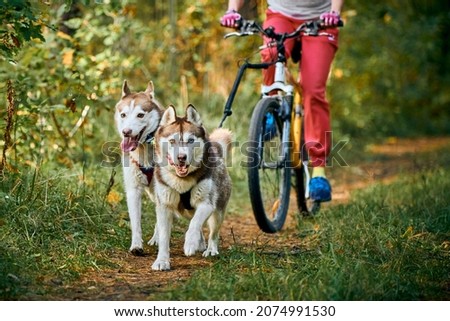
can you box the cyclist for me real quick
[220,0,343,203]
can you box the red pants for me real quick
[261,10,339,167]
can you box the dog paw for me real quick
[184,243,197,256]
[198,241,207,252]
[130,247,145,256]
[184,230,204,256]
[202,248,219,257]
[151,259,171,271]
[147,236,158,246]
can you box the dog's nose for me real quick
[177,153,187,163]
[122,128,132,137]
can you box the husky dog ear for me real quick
[122,80,131,98]
[144,81,154,98]
[160,105,177,126]
[186,104,202,126]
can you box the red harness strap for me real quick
[131,158,154,185]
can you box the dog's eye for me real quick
[137,113,145,118]
[120,113,126,118]
[187,138,195,144]
[169,139,176,145]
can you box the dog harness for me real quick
[178,169,211,212]
[130,157,154,185]
[144,132,155,144]
[131,131,156,186]
[180,190,194,211]
[139,165,154,185]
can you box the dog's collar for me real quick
[144,131,155,145]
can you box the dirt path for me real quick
[39,137,450,300]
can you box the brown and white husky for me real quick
[151,105,232,271]
[114,80,164,255]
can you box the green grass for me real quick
[1,140,449,300]
[157,168,450,300]
[0,166,144,299]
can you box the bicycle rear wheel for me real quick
[293,167,321,215]
[294,167,308,213]
[247,97,291,233]
[292,117,321,216]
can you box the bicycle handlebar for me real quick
[224,18,343,39]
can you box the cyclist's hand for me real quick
[320,11,341,27]
[220,10,241,28]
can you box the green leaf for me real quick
[63,18,83,30]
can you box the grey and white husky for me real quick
[115,80,164,255]
[151,105,232,271]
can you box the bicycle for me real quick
[219,18,343,233]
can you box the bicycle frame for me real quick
[218,54,294,129]
[220,19,344,227]
[219,18,342,128]
[218,27,296,175]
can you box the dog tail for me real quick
[209,128,232,160]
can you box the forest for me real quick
[0,0,449,302]
[1,0,449,172]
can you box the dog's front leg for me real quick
[125,185,144,255]
[144,184,158,246]
[184,203,213,256]
[123,163,145,256]
[151,203,173,271]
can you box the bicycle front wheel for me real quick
[247,97,291,233]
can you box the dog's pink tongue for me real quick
[121,138,138,152]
